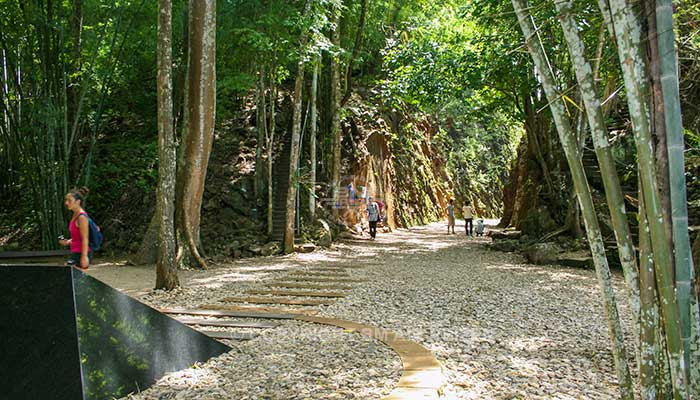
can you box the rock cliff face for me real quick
[332,95,452,230]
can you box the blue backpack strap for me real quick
[76,212,88,226]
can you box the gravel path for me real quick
[104,221,632,399]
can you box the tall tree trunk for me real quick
[309,55,319,218]
[605,0,689,395]
[497,145,520,228]
[554,0,641,358]
[511,1,634,397]
[284,2,312,254]
[656,0,700,390]
[255,66,267,216]
[155,0,179,290]
[266,83,276,236]
[176,0,216,269]
[330,11,342,219]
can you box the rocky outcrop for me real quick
[523,243,561,265]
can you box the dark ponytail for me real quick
[69,186,90,206]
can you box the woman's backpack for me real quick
[80,213,103,251]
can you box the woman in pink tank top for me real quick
[59,187,93,269]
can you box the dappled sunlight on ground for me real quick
[188,272,262,288]
[90,218,630,399]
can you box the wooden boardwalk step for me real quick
[199,304,320,316]
[200,330,258,341]
[246,289,347,298]
[267,282,354,291]
[280,277,366,283]
[176,317,278,329]
[234,268,290,274]
[160,307,298,319]
[306,265,365,270]
[221,296,335,306]
[289,271,351,278]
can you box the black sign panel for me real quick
[0,265,230,400]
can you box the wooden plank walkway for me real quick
[176,317,278,329]
[160,307,298,319]
[296,315,443,400]
[289,271,351,278]
[159,258,443,399]
[221,296,335,306]
[279,277,366,283]
[305,267,354,272]
[200,330,258,341]
[199,304,320,316]
[266,282,354,291]
[246,289,347,298]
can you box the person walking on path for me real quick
[59,187,93,270]
[446,199,456,234]
[462,201,474,236]
[367,196,380,240]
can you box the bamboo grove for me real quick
[511,0,699,397]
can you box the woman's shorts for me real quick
[67,252,93,268]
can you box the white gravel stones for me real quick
[126,321,400,400]
[321,223,634,399]
[112,221,633,399]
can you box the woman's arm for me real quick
[78,215,90,268]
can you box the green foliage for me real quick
[377,1,522,216]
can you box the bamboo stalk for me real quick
[639,179,659,398]
[511,1,634,397]
[309,54,319,218]
[655,0,700,391]
[554,0,641,365]
[267,81,276,236]
[605,0,688,396]
[330,9,342,218]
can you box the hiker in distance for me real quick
[59,187,93,270]
[367,196,380,240]
[462,201,474,236]
[446,199,456,234]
